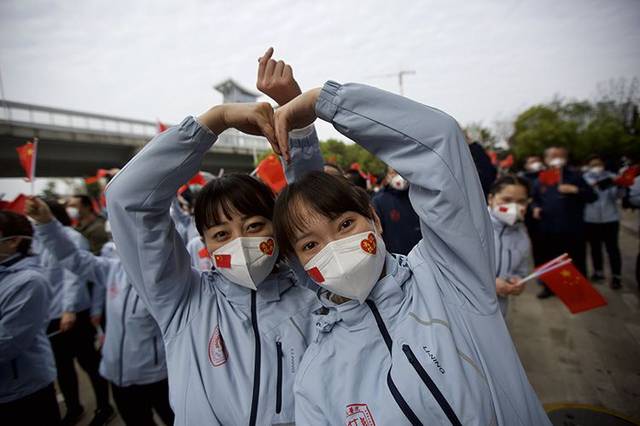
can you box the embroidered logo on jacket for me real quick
[346,403,376,426]
[208,325,228,367]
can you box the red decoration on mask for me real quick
[360,233,377,255]
[259,238,275,256]
[214,254,231,268]
[498,205,509,213]
[198,247,209,259]
[307,267,325,283]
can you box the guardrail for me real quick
[0,100,271,151]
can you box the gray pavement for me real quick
[65,211,640,425]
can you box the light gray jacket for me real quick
[106,118,321,425]
[583,170,622,223]
[293,81,550,426]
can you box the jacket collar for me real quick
[209,264,295,307]
[315,253,412,332]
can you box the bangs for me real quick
[274,171,372,257]
[194,174,274,235]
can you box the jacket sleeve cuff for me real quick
[315,81,342,123]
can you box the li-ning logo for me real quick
[422,346,445,374]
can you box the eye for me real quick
[213,231,228,241]
[246,222,265,233]
[302,241,317,252]
[339,219,354,231]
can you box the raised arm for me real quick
[275,82,497,311]
[106,101,276,331]
[255,47,323,182]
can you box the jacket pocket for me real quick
[402,344,462,426]
[131,295,139,315]
[275,341,283,414]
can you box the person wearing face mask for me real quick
[531,146,597,299]
[271,82,550,425]
[0,210,60,425]
[25,197,174,426]
[67,195,109,256]
[487,176,532,317]
[582,155,624,289]
[519,155,546,279]
[105,49,322,425]
[371,167,421,255]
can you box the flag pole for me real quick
[30,138,38,196]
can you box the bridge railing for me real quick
[0,100,271,151]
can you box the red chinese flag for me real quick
[214,254,231,269]
[487,150,498,166]
[16,141,36,181]
[188,172,207,187]
[614,165,640,187]
[157,121,169,133]
[538,168,561,186]
[539,262,607,314]
[4,194,28,215]
[499,154,514,170]
[256,154,286,193]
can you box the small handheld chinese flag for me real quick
[157,120,169,133]
[255,154,286,193]
[16,140,38,182]
[539,262,607,314]
[538,168,561,187]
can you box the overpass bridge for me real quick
[0,100,271,178]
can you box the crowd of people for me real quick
[2,48,639,426]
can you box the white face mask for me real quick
[390,175,409,191]
[548,157,566,168]
[491,203,525,226]
[526,161,544,173]
[304,229,387,304]
[66,207,80,221]
[210,236,279,290]
[589,166,604,175]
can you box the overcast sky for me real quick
[1,0,639,144]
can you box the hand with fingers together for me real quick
[256,47,302,107]
[25,196,54,224]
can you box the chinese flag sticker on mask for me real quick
[211,237,279,290]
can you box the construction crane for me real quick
[366,70,416,96]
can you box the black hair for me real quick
[0,210,33,255]
[586,154,603,164]
[274,171,373,257]
[345,169,367,189]
[489,174,530,198]
[72,194,93,209]
[194,174,274,237]
[45,199,72,226]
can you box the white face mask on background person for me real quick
[589,166,605,175]
[390,175,409,191]
[210,236,279,290]
[548,158,566,168]
[66,207,80,221]
[303,229,387,304]
[526,161,544,172]
[491,203,525,226]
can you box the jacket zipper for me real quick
[131,295,139,315]
[153,336,159,365]
[119,286,132,385]
[496,226,507,277]
[275,341,283,414]
[507,249,512,273]
[11,359,18,379]
[365,300,422,426]
[249,290,260,426]
[402,345,462,426]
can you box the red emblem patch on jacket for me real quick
[346,403,376,426]
[198,247,209,259]
[390,208,401,222]
[208,325,228,367]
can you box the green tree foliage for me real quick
[511,78,640,164]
